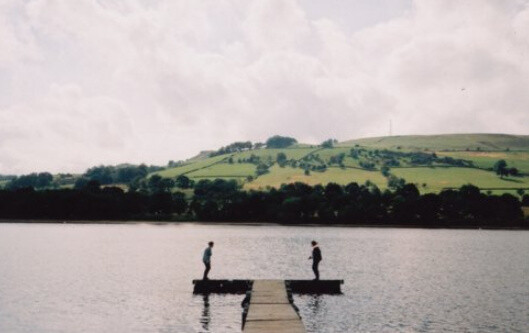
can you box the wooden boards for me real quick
[243,280,306,333]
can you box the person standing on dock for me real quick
[202,241,214,280]
[309,240,322,280]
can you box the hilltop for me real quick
[340,133,529,151]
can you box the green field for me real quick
[437,151,529,173]
[187,163,256,178]
[245,165,387,190]
[391,167,529,192]
[152,155,228,178]
[340,133,529,151]
[235,147,319,161]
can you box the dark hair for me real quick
[208,241,214,246]
[311,240,317,245]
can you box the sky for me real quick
[1,0,529,174]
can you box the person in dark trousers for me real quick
[202,241,214,280]
[308,240,322,280]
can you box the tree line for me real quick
[0,179,526,228]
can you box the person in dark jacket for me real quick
[308,240,322,280]
[202,241,214,280]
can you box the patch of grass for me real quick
[391,167,529,192]
[235,147,320,161]
[187,163,256,178]
[341,157,364,168]
[339,133,529,151]
[245,165,387,190]
[437,151,529,173]
[152,155,228,178]
[315,147,352,160]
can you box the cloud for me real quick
[0,0,528,174]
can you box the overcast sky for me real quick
[1,0,529,174]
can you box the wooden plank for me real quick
[246,303,300,321]
[251,280,285,292]
[243,280,306,333]
[244,319,306,333]
[250,292,290,304]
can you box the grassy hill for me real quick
[340,133,529,151]
[4,134,528,195]
[147,133,529,194]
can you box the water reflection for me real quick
[199,294,210,332]
[304,295,322,333]
[308,294,321,315]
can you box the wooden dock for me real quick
[192,279,343,294]
[243,280,305,333]
[191,279,343,332]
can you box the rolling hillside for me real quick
[3,134,529,195]
[149,133,529,194]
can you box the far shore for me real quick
[1,219,528,230]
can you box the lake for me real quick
[0,223,528,332]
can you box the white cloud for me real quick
[0,0,528,174]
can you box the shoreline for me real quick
[0,219,528,230]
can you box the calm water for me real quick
[0,223,528,333]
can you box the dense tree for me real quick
[493,160,508,178]
[83,164,161,185]
[381,166,390,177]
[265,135,297,148]
[256,163,269,176]
[116,165,148,183]
[276,152,287,166]
[0,178,525,228]
[147,175,174,193]
[210,141,253,157]
[321,139,337,148]
[84,166,114,185]
[167,160,183,168]
[6,172,53,190]
[74,177,90,190]
[329,153,345,166]
[175,175,193,189]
